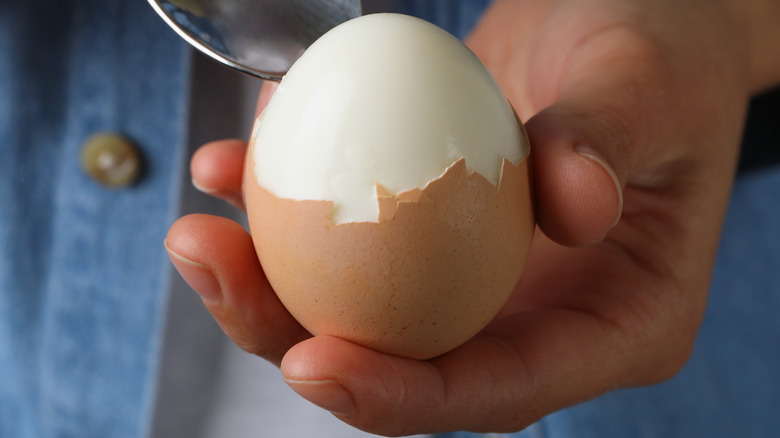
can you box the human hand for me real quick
[165,0,771,434]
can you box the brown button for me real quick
[81,133,142,188]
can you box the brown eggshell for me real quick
[244,150,534,360]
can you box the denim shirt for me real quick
[0,1,190,436]
[0,1,490,437]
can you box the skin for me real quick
[165,0,780,435]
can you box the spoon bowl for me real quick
[148,0,363,80]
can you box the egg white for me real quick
[252,13,528,223]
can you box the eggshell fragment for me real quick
[244,151,534,359]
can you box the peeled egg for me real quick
[244,13,533,359]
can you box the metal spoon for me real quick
[148,0,363,81]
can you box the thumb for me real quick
[525,102,627,246]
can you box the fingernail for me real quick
[164,241,222,302]
[285,378,356,416]
[574,144,624,228]
[191,178,213,195]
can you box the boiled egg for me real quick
[244,13,533,359]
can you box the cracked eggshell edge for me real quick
[244,142,535,359]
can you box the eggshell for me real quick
[244,150,534,359]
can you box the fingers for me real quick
[280,336,511,436]
[525,103,626,246]
[280,303,655,436]
[191,81,279,209]
[165,214,310,365]
[191,139,247,209]
[523,28,677,247]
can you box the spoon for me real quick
[148,0,363,81]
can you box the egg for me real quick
[244,13,533,359]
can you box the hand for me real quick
[166,0,773,434]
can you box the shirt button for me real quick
[81,132,142,188]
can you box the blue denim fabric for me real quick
[394,0,493,40]
[0,1,190,437]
